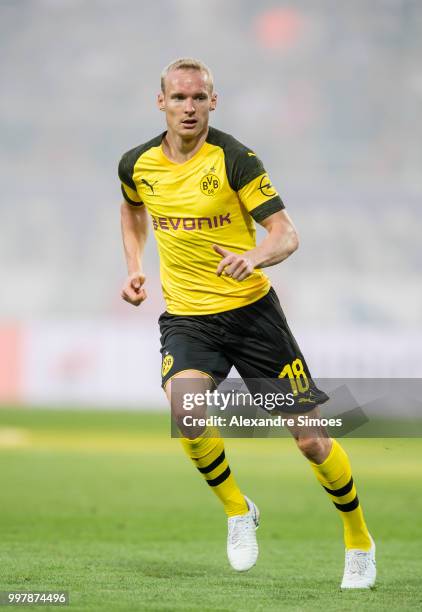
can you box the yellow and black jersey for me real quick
[118,126,284,315]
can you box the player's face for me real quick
[158,69,217,139]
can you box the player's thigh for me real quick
[165,369,214,415]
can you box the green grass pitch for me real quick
[0,409,421,611]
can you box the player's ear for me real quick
[157,92,165,111]
[209,92,217,112]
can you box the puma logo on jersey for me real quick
[141,178,158,194]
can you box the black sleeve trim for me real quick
[206,127,265,191]
[118,132,165,191]
[235,159,266,191]
[118,154,137,191]
[249,196,285,222]
[121,185,143,206]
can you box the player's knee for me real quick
[170,402,185,424]
[169,399,207,439]
[171,406,206,439]
[170,400,188,422]
[165,371,213,437]
[296,436,328,461]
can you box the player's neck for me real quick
[162,127,208,164]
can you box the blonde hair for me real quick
[160,57,214,93]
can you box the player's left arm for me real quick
[214,210,298,281]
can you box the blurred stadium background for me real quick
[1,4,422,610]
[1,0,421,407]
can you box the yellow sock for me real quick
[180,427,248,517]
[310,439,371,550]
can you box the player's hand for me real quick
[121,272,147,306]
[213,244,255,281]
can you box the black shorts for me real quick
[159,287,329,414]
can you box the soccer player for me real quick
[118,58,376,588]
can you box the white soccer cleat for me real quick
[227,495,260,572]
[341,535,376,589]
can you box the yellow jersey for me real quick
[118,126,284,315]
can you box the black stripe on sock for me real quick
[206,466,231,487]
[333,495,359,512]
[197,450,226,474]
[323,476,354,497]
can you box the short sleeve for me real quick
[229,149,284,222]
[238,169,285,222]
[118,153,143,207]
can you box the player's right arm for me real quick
[120,201,148,306]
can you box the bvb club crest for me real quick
[162,354,174,377]
[200,173,220,196]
